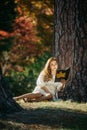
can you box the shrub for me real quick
[4,52,51,96]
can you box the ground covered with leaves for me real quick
[0,100,87,130]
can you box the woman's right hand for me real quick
[60,79,66,89]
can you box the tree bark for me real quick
[54,0,87,102]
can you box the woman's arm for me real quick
[36,73,47,87]
[37,73,63,89]
[56,79,66,91]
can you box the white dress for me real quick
[33,72,62,100]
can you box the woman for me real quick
[13,57,65,102]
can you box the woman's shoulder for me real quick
[37,71,45,80]
[39,71,45,76]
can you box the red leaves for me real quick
[0,30,14,40]
[7,15,40,63]
[14,16,37,42]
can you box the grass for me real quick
[0,100,87,130]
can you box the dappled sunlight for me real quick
[18,100,87,114]
[0,0,87,130]
[0,100,87,130]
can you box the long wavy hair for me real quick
[41,57,58,82]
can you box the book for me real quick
[55,67,70,82]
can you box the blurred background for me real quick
[0,0,54,96]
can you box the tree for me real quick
[15,0,54,52]
[54,0,87,102]
[0,0,17,32]
[9,16,39,64]
[0,0,17,68]
[0,0,23,114]
[0,0,54,66]
[0,66,22,114]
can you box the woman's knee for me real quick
[49,93,52,98]
[35,93,42,98]
[38,93,42,97]
[46,93,52,99]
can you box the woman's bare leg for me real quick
[13,93,42,100]
[13,86,52,102]
[32,86,52,102]
[36,93,52,102]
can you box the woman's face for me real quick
[50,60,58,73]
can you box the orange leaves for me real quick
[0,30,9,37]
[9,15,40,63]
[14,16,38,43]
[0,30,14,40]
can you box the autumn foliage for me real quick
[9,16,40,64]
[0,30,14,39]
[0,0,54,65]
[0,16,39,64]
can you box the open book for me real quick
[55,67,70,82]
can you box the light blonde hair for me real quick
[41,57,58,82]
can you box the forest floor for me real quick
[0,100,87,130]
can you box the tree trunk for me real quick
[54,0,87,102]
[0,66,22,115]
